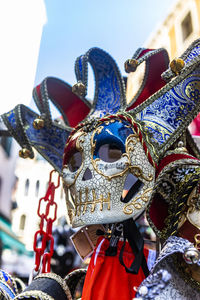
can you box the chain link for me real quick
[33,170,60,275]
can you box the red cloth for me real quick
[189,113,200,136]
[82,237,149,300]
[126,49,168,110]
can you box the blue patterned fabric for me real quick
[75,48,126,117]
[184,43,200,64]
[93,120,133,159]
[2,41,200,171]
[0,281,15,298]
[75,55,86,86]
[90,50,122,114]
[6,109,26,146]
[0,270,16,294]
[3,106,71,173]
[25,110,70,171]
[136,67,200,146]
[78,56,83,75]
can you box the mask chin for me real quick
[121,173,144,203]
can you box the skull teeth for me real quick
[74,189,111,216]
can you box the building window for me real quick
[181,12,193,42]
[24,179,29,196]
[19,214,26,230]
[35,180,40,197]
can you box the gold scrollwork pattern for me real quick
[92,155,130,180]
[123,187,153,215]
[90,124,131,180]
[129,166,153,182]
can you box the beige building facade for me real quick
[145,0,200,58]
[127,0,200,102]
[12,155,67,251]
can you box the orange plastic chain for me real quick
[33,170,60,273]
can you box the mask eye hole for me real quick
[98,143,123,162]
[68,151,82,172]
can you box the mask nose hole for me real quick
[82,168,92,181]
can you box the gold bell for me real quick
[72,81,86,97]
[183,247,200,264]
[177,140,188,153]
[124,59,138,73]
[19,148,31,159]
[33,117,45,130]
[170,58,185,75]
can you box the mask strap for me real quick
[119,218,149,276]
[105,223,123,256]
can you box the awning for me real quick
[0,217,26,254]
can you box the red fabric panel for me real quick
[137,49,152,58]
[46,78,90,128]
[178,220,200,243]
[150,154,199,232]
[156,153,198,178]
[149,194,169,231]
[63,136,78,166]
[189,113,200,135]
[36,85,42,102]
[127,51,169,111]
[82,237,149,300]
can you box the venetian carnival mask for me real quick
[62,118,154,226]
[2,39,200,227]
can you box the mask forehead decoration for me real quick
[2,40,200,228]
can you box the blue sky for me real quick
[34,0,176,100]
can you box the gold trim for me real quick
[63,129,83,156]
[126,133,153,182]
[74,189,111,215]
[35,273,72,300]
[123,187,153,214]
[62,131,86,188]
[14,277,26,293]
[129,166,153,182]
[116,111,159,164]
[0,279,16,298]
[91,127,144,181]
[0,271,18,295]
[14,290,54,300]
[186,189,200,230]
[92,155,130,180]
[90,126,137,180]
[64,188,74,225]
[194,234,200,251]
[147,167,200,240]
[125,133,140,148]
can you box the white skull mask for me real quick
[63,118,155,227]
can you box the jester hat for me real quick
[2,39,200,227]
